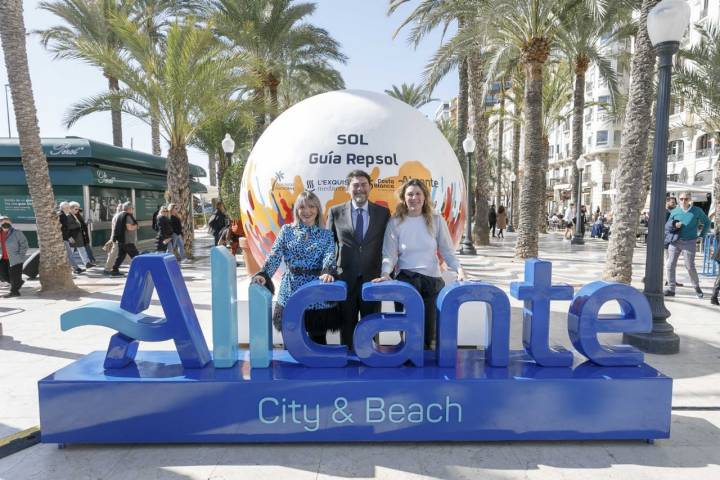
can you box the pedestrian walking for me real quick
[208,201,229,246]
[168,203,188,262]
[66,201,94,270]
[59,202,84,274]
[0,215,29,297]
[103,204,124,275]
[488,204,497,238]
[109,202,139,277]
[155,206,173,252]
[77,207,96,265]
[496,205,507,239]
[664,191,710,298]
[710,229,720,306]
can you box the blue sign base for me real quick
[38,350,672,444]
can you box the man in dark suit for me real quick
[327,170,390,349]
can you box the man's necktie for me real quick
[354,208,364,244]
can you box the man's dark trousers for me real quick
[0,259,23,293]
[112,243,139,271]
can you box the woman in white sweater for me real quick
[373,179,465,348]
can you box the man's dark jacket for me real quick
[327,201,390,281]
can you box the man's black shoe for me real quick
[663,290,675,297]
[695,287,704,299]
[74,267,85,274]
[86,262,97,268]
[2,291,20,298]
[711,296,719,306]
[110,270,124,277]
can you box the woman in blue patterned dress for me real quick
[252,191,340,344]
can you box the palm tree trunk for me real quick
[0,0,76,292]
[267,74,280,122]
[571,57,589,203]
[496,86,505,207]
[107,75,123,147]
[538,136,549,234]
[714,152,720,222]
[515,61,545,259]
[468,50,490,246]
[603,0,660,283]
[252,87,265,146]
[167,143,194,257]
[208,151,217,187]
[512,120,521,228]
[456,56,469,171]
[151,114,161,156]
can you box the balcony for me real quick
[695,145,720,159]
[667,152,684,162]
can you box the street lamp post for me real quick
[220,133,235,185]
[624,0,689,354]
[571,156,586,245]
[4,84,11,138]
[508,172,516,232]
[460,134,477,255]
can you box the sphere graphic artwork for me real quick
[240,89,467,268]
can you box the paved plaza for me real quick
[0,231,718,479]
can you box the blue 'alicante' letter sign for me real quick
[39,252,672,445]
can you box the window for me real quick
[585,110,593,123]
[587,135,592,146]
[667,140,684,155]
[596,130,608,146]
[597,96,610,111]
[565,144,570,157]
[614,130,622,146]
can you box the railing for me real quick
[667,152,684,162]
[695,145,720,159]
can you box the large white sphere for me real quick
[240,89,467,267]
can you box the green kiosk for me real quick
[0,137,207,247]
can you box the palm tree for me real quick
[603,0,659,283]
[478,0,576,258]
[436,117,458,149]
[64,18,248,256]
[556,2,624,204]
[389,0,474,182]
[128,0,202,155]
[539,60,573,230]
[675,21,720,223]
[191,107,254,188]
[0,0,77,293]
[211,0,347,139]
[385,82,438,108]
[37,0,134,147]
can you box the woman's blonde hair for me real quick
[292,191,323,227]
[394,179,433,231]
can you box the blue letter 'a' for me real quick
[282,280,349,367]
[568,281,651,366]
[60,254,211,369]
[353,281,424,367]
[436,282,511,367]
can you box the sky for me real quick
[0,0,457,184]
